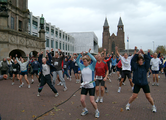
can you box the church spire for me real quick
[118,17,123,26]
[104,17,109,27]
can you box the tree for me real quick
[155,46,166,55]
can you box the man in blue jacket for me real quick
[125,49,156,113]
[31,58,40,84]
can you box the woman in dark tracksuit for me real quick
[125,49,157,113]
[37,51,59,97]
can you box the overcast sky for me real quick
[28,0,166,51]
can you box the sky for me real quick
[28,0,166,51]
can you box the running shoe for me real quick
[158,76,160,79]
[118,87,121,93]
[96,97,100,103]
[100,98,103,103]
[122,82,125,85]
[81,110,88,116]
[37,92,40,97]
[12,82,14,85]
[55,93,59,97]
[126,104,130,111]
[105,88,108,93]
[109,79,111,82]
[61,83,63,86]
[67,77,69,80]
[152,106,157,113]
[147,75,150,78]
[31,79,34,84]
[28,85,31,88]
[69,78,72,81]
[95,110,100,118]
[64,87,68,91]
[19,82,24,88]
[152,83,155,86]
[57,82,62,86]
[156,83,159,86]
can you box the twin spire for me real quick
[103,17,123,27]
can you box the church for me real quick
[102,17,125,54]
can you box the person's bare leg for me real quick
[80,95,86,108]
[145,93,154,105]
[129,79,134,87]
[101,86,105,97]
[153,74,156,83]
[17,74,20,80]
[119,78,124,87]
[24,75,30,85]
[95,86,99,97]
[12,74,15,82]
[19,75,23,84]
[90,96,98,109]
[156,74,159,83]
[128,93,138,104]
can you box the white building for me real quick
[68,32,98,54]
[28,12,75,55]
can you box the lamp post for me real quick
[40,14,44,29]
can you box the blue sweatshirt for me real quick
[31,60,40,71]
[131,54,150,86]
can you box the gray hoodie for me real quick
[16,57,29,72]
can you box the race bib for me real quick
[43,66,47,72]
[13,69,16,72]
[96,76,103,80]
[63,65,67,68]
[75,63,78,66]
[54,62,58,66]
[124,63,129,67]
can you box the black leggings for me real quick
[111,66,116,72]
[38,74,58,94]
[69,68,74,76]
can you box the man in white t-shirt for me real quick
[150,53,162,86]
[116,46,137,93]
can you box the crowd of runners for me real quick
[0,47,166,118]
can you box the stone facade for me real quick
[102,17,125,54]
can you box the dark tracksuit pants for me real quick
[38,74,58,93]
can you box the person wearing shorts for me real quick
[76,50,100,118]
[125,49,157,113]
[95,53,108,103]
[116,46,137,93]
[11,59,20,85]
[150,53,162,86]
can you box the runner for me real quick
[125,49,157,113]
[31,58,40,84]
[16,54,30,88]
[0,58,8,75]
[111,55,117,74]
[11,59,20,85]
[116,46,137,93]
[76,50,99,118]
[74,54,80,83]
[37,50,59,97]
[52,49,67,91]
[95,53,108,103]
[63,57,71,81]
[150,53,162,86]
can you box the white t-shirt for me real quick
[42,64,50,76]
[150,58,162,71]
[119,55,133,71]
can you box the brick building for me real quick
[102,17,125,54]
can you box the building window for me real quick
[51,29,54,36]
[59,32,61,39]
[59,42,61,49]
[55,31,58,37]
[11,17,14,29]
[46,39,49,47]
[66,36,67,41]
[55,41,58,49]
[32,20,38,29]
[68,45,69,51]
[19,20,22,31]
[66,44,67,51]
[51,40,54,48]
[46,27,49,34]
[63,34,65,40]
[63,43,64,50]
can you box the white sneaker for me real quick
[158,76,160,79]
[96,97,100,103]
[95,110,100,118]
[147,75,150,78]
[19,82,24,88]
[126,104,130,111]
[118,87,121,93]
[109,79,111,82]
[81,109,88,116]
[152,106,157,113]
[37,92,40,97]
[55,93,59,97]
[64,87,68,91]
[28,85,31,88]
[152,83,155,86]
[156,83,159,86]
[122,82,125,85]
[31,79,34,84]
[57,82,62,86]
[67,77,69,80]
[69,78,72,81]
[132,87,134,91]
[12,82,14,85]
[100,98,103,103]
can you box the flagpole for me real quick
[127,36,129,54]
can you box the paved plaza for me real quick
[0,73,166,120]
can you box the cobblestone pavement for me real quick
[0,73,166,120]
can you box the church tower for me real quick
[102,17,110,53]
[117,17,125,51]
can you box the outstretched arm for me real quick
[115,46,120,57]
[76,53,84,70]
[87,52,97,69]
[133,46,137,55]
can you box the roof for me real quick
[104,17,109,27]
[118,17,123,26]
